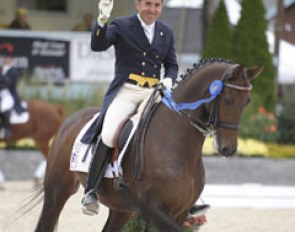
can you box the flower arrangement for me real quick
[122,214,207,232]
[182,215,207,232]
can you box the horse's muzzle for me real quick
[219,146,237,157]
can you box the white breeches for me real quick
[101,83,154,148]
[0,89,14,112]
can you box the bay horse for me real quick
[0,99,65,182]
[35,58,263,232]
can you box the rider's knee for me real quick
[101,130,115,148]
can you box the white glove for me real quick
[160,77,173,90]
[98,0,114,20]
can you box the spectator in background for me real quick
[9,7,31,30]
[0,43,26,138]
[72,13,94,32]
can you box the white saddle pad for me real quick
[70,98,149,179]
[10,102,29,124]
[70,112,120,178]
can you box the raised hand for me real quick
[98,0,114,20]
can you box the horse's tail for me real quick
[1,187,44,231]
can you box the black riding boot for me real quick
[1,111,11,139]
[82,140,113,215]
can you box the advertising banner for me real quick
[70,36,115,82]
[0,36,70,82]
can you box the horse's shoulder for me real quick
[60,107,98,133]
[66,107,99,122]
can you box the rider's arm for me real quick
[91,0,117,51]
[91,20,120,51]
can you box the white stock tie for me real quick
[144,25,153,44]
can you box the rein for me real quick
[131,63,252,180]
[161,64,252,136]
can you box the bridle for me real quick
[162,64,252,137]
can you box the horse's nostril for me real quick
[221,147,236,156]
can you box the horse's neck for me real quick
[156,103,206,156]
[158,71,216,152]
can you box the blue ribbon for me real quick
[162,80,223,112]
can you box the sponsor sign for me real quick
[70,36,114,82]
[0,36,70,82]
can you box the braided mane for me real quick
[175,57,235,87]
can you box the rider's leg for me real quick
[82,140,114,215]
[82,84,153,215]
[1,111,11,138]
[0,90,14,138]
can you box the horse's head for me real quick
[166,58,263,157]
[209,63,264,156]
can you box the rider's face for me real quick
[135,0,163,25]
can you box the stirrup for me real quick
[81,192,99,216]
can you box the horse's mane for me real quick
[174,57,235,88]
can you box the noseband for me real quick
[161,64,252,136]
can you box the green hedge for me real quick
[122,215,201,232]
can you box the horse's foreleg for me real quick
[102,209,133,232]
[140,202,183,232]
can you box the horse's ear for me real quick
[247,65,264,80]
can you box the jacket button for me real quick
[141,72,145,76]
[142,62,146,66]
[143,52,147,56]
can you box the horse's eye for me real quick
[223,96,233,106]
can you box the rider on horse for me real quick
[81,0,210,217]
[81,0,178,214]
[0,43,26,138]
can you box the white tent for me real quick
[278,40,295,84]
[166,0,241,24]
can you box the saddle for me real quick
[102,97,152,166]
[70,96,158,178]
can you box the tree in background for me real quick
[201,0,233,59]
[233,0,275,111]
[202,0,220,47]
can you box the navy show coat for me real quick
[81,14,178,143]
[0,67,25,113]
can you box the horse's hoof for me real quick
[0,183,5,191]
